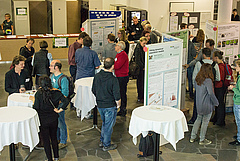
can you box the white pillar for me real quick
[52,1,67,34]
[217,0,232,23]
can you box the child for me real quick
[190,63,219,145]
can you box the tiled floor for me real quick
[0,60,239,161]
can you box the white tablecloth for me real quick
[0,106,40,152]
[72,77,96,120]
[7,92,34,107]
[129,105,188,150]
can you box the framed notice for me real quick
[53,37,68,48]
[16,8,27,15]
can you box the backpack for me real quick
[129,54,140,77]
[57,74,75,100]
[138,132,155,158]
[223,63,233,87]
[200,60,216,81]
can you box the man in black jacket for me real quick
[5,55,32,94]
[92,57,121,152]
[128,16,143,41]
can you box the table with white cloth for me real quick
[72,77,96,120]
[129,105,188,160]
[7,91,34,107]
[0,106,40,161]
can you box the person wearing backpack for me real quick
[211,51,230,126]
[188,48,220,124]
[50,60,69,149]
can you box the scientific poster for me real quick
[170,16,178,31]
[145,41,183,109]
[53,37,68,48]
[91,20,115,54]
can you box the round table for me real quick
[0,106,40,160]
[7,91,35,107]
[72,77,96,120]
[129,105,188,160]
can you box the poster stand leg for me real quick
[76,106,101,135]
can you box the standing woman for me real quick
[190,63,219,145]
[134,37,148,103]
[1,13,14,35]
[19,38,35,80]
[229,60,240,145]
[115,29,129,55]
[212,51,227,126]
[32,76,69,161]
[192,29,205,52]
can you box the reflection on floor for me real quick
[0,60,238,161]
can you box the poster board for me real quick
[169,12,200,32]
[53,37,68,48]
[205,20,240,65]
[144,37,183,109]
[82,18,119,55]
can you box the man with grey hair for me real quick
[114,41,129,116]
[142,20,162,42]
[144,24,158,43]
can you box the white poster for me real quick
[182,16,188,24]
[189,17,197,23]
[145,41,183,109]
[170,16,178,31]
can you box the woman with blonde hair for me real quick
[114,29,129,54]
[190,63,219,145]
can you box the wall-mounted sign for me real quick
[89,10,121,19]
[16,8,27,15]
[53,37,68,48]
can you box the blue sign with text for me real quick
[89,11,121,19]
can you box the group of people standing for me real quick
[5,39,70,161]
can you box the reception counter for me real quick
[0,34,79,61]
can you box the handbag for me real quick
[129,54,140,76]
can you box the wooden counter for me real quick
[0,34,79,61]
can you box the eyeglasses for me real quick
[118,33,121,34]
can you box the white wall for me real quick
[95,0,215,32]
[14,1,30,35]
[52,1,67,34]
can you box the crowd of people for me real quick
[3,14,240,160]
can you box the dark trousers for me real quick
[212,87,226,125]
[190,91,197,122]
[117,76,129,112]
[187,66,194,98]
[69,65,77,83]
[137,69,144,100]
[40,119,59,161]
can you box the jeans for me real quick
[98,107,117,147]
[57,110,67,144]
[69,65,77,83]
[117,76,129,112]
[40,119,59,161]
[233,104,240,142]
[212,87,226,125]
[187,66,194,98]
[191,112,212,141]
[189,91,197,122]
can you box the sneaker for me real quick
[189,138,195,143]
[102,144,117,151]
[58,143,67,149]
[54,158,59,161]
[199,139,212,145]
[187,120,195,125]
[99,142,103,148]
[229,140,240,146]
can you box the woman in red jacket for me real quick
[211,51,227,126]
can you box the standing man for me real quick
[92,57,121,151]
[114,41,129,116]
[68,32,89,82]
[232,9,240,21]
[128,16,143,41]
[75,36,101,80]
[180,23,187,29]
[144,24,158,43]
[103,33,117,59]
[50,60,69,149]
[5,55,32,94]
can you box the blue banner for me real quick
[89,10,121,19]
